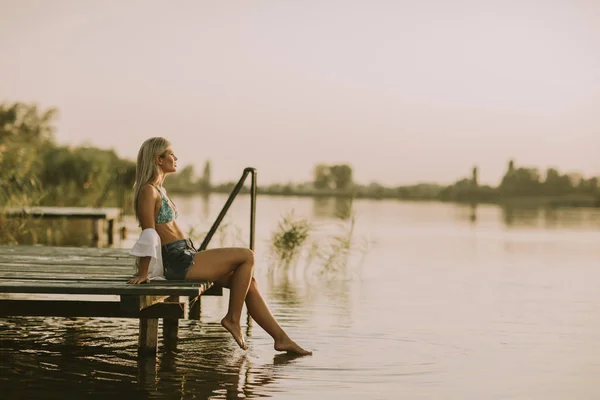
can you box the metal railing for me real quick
[197,167,257,251]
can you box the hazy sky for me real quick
[1,0,599,186]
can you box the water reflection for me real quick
[2,219,99,247]
[501,205,540,227]
[137,348,254,398]
[501,205,600,230]
[200,192,211,221]
[0,316,299,399]
[137,346,306,399]
[266,273,303,308]
[469,203,477,224]
[312,197,354,220]
[451,202,600,231]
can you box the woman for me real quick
[128,137,311,355]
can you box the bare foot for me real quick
[221,317,247,350]
[274,337,312,355]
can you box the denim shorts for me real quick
[161,239,196,280]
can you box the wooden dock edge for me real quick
[0,297,188,355]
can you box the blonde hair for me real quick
[133,137,171,222]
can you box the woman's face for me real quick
[158,147,178,174]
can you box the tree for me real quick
[543,168,572,195]
[499,160,541,196]
[329,164,353,190]
[0,102,57,144]
[0,103,57,206]
[313,164,332,190]
[578,177,598,195]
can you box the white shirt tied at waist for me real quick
[129,228,166,281]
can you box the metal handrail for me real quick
[197,167,257,251]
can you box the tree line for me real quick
[436,161,599,206]
[0,103,136,209]
[1,102,598,211]
[0,102,215,210]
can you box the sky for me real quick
[1,0,599,186]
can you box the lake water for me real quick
[2,195,600,399]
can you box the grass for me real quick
[268,210,311,273]
[269,210,370,278]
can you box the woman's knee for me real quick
[240,248,254,265]
[248,277,258,293]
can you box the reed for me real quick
[269,210,370,277]
[269,211,311,273]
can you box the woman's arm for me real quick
[128,184,159,284]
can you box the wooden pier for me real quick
[4,207,122,247]
[0,245,221,354]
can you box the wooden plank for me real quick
[0,266,133,275]
[0,269,133,282]
[0,257,132,268]
[203,284,224,296]
[0,299,185,318]
[0,277,210,286]
[0,245,129,258]
[0,262,132,270]
[4,207,121,220]
[0,269,133,279]
[0,280,209,296]
[0,261,131,270]
[0,277,212,290]
[139,302,185,318]
[0,255,133,266]
[0,272,133,280]
[121,295,168,313]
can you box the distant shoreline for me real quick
[169,188,600,209]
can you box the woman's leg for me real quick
[185,247,255,349]
[214,273,312,355]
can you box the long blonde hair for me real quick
[133,137,171,222]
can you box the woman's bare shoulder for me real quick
[139,184,160,200]
[140,183,158,193]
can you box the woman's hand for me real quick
[128,274,150,284]
[130,255,151,284]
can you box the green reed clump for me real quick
[267,208,371,278]
[269,211,311,271]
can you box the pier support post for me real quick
[139,317,159,355]
[107,219,114,246]
[92,219,104,248]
